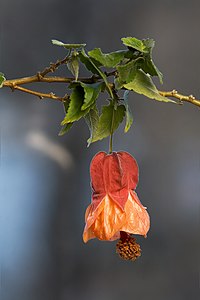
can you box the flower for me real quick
[83,151,150,259]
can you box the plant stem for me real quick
[13,85,68,102]
[109,134,113,154]
[158,90,200,108]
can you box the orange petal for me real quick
[83,195,126,242]
[121,191,150,236]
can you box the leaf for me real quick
[115,59,139,89]
[121,37,148,53]
[84,106,100,146]
[89,59,113,98]
[58,101,73,135]
[90,102,125,143]
[142,38,155,50]
[0,72,6,88]
[79,49,101,74]
[67,55,79,81]
[59,123,73,136]
[124,69,175,103]
[140,39,163,83]
[52,39,86,49]
[81,82,103,110]
[61,86,90,125]
[88,48,126,68]
[79,49,113,98]
[123,90,133,133]
[121,37,163,83]
[141,57,163,84]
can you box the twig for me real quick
[39,55,70,77]
[13,85,69,102]
[159,89,200,108]
[3,75,99,87]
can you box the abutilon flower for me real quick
[83,151,150,261]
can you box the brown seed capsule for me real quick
[116,232,141,261]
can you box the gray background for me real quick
[0,0,199,300]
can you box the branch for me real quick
[3,74,100,87]
[39,55,70,77]
[13,85,69,102]
[1,54,200,107]
[159,89,200,108]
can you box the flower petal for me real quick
[83,194,126,242]
[121,191,150,236]
[117,152,139,190]
[90,152,106,195]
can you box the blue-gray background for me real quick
[0,1,199,300]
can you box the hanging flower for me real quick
[83,151,150,261]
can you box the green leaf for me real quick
[88,48,126,68]
[141,57,163,84]
[61,86,90,125]
[121,37,163,83]
[84,106,100,146]
[140,39,163,83]
[121,37,148,53]
[59,123,73,136]
[124,69,175,103]
[63,100,70,113]
[123,90,133,133]
[115,59,139,89]
[79,49,101,74]
[79,49,113,98]
[142,38,155,50]
[90,102,125,143]
[89,59,113,98]
[67,55,79,81]
[81,82,103,110]
[0,72,6,88]
[52,39,86,49]
[58,101,73,135]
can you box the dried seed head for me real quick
[116,233,141,261]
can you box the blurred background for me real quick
[0,0,199,299]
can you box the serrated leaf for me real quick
[89,59,113,98]
[79,49,113,98]
[59,123,73,136]
[121,37,148,53]
[123,90,133,133]
[84,106,99,146]
[90,102,125,143]
[61,86,90,124]
[141,58,163,84]
[142,38,155,50]
[0,72,6,88]
[58,101,73,135]
[79,49,101,74]
[63,100,70,113]
[139,39,163,83]
[81,82,102,110]
[52,39,86,49]
[67,55,79,81]
[88,48,126,68]
[115,59,139,89]
[124,69,175,103]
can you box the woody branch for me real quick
[2,57,200,107]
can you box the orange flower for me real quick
[83,152,150,244]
